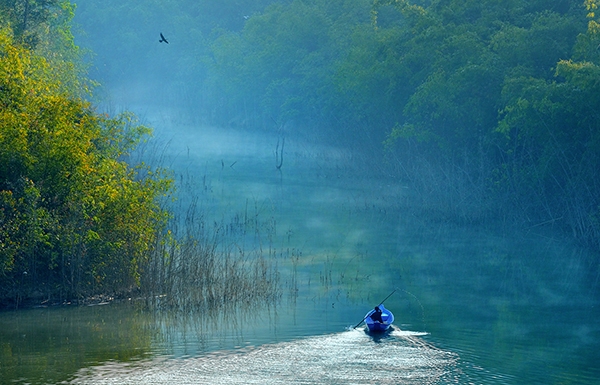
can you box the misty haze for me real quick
[0,1,599,384]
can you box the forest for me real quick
[76,0,600,248]
[2,0,600,306]
[0,0,176,307]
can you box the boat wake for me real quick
[69,328,460,384]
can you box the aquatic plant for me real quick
[139,172,282,311]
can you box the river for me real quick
[0,116,598,384]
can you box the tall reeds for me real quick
[140,178,281,312]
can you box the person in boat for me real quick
[370,306,384,323]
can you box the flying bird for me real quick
[159,32,169,44]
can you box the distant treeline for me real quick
[2,0,596,305]
[74,0,600,250]
[206,0,599,250]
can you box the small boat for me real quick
[364,304,394,332]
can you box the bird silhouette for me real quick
[159,32,169,44]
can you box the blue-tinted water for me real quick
[1,124,598,384]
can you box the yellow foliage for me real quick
[0,25,173,296]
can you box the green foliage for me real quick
[71,0,600,249]
[493,4,600,245]
[208,0,352,126]
[0,27,172,305]
[0,0,62,48]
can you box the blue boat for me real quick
[364,304,394,332]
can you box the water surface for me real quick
[1,121,598,384]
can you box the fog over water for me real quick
[58,103,596,384]
[78,67,597,385]
[2,2,594,384]
[2,74,598,385]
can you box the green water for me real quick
[1,125,598,384]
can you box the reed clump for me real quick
[140,190,281,311]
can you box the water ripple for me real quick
[70,329,460,384]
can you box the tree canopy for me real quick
[0,6,172,306]
[70,0,600,250]
[188,0,599,246]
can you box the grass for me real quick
[141,195,282,311]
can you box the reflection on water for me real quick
[1,124,599,384]
[70,329,460,385]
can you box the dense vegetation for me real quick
[3,0,599,305]
[75,0,600,250]
[0,1,173,307]
[1,1,281,308]
[205,0,600,248]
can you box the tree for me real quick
[375,0,585,221]
[495,2,600,246]
[0,27,172,305]
[0,0,62,48]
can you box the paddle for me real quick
[353,288,397,329]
